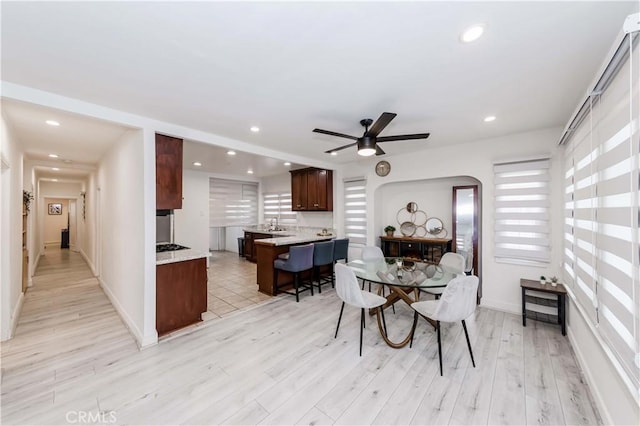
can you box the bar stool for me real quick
[332,238,349,264]
[273,244,314,302]
[312,240,335,293]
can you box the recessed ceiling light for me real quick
[284,162,291,166]
[227,150,236,156]
[250,126,260,133]
[52,179,58,182]
[247,169,254,174]
[484,115,497,122]
[330,152,337,156]
[48,154,59,158]
[52,167,60,171]
[45,120,60,126]
[461,24,485,43]
[193,162,202,167]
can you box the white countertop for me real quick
[254,234,334,246]
[243,228,292,236]
[156,249,211,265]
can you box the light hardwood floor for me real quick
[1,247,601,425]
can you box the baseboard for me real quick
[8,292,25,340]
[79,249,96,276]
[98,277,157,349]
[479,297,520,315]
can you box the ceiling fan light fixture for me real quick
[357,137,376,157]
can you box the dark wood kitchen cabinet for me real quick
[290,167,333,211]
[244,231,272,262]
[156,134,183,210]
[156,258,207,336]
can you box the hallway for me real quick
[0,247,138,423]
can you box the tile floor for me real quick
[206,250,273,318]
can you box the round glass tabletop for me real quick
[346,257,456,288]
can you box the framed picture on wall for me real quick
[48,203,62,215]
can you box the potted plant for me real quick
[540,275,546,285]
[23,190,34,214]
[550,276,559,287]
[384,225,396,237]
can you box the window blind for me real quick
[263,192,296,225]
[343,178,367,246]
[209,179,258,227]
[562,34,639,392]
[494,158,551,264]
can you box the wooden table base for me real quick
[372,286,435,348]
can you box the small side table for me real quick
[520,278,567,336]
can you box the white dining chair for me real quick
[360,245,384,291]
[410,275,479,375]
[422,252,466,300]
[334,263,388,356]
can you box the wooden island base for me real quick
[255,238,332,295]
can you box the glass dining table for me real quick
[346,257,456,348]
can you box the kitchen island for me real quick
[254,234,333,295]
[156,246,210,336]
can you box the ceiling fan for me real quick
[313,112,430,156]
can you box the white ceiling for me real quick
[1,1,636,169]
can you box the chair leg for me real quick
[360,308,364,357]
[294,273,300,303]
[462,319,475,368]
[334,301,345,338]
[273,269,279,295]
[380,305,388,336]
[315,266,321,293]
[437,321,443,376]
[331,263,335,288]
[410,311,418,348]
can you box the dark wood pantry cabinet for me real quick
[290,167,333,211]
[155,134,183,210]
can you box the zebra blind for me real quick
[263,192,297,225]
[563,34,639,392]
[494,158,551,264]
[343,178,367,246]
[209,179,258,227]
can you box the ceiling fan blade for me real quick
[313,128,358,140]
[376,133,430,142]
[366,112,397,137]
[324,141,357,154]
[375,145,386,156]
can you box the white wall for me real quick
[43,198,69,244]
[0,112,24,341]
[375,176,479,238]
[174,169,209,254]
[339,126,564,314]
[36,181,83,255]
[97,129,155,346]
[566,297,639,425]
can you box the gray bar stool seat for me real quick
[273,243,314,302]
[312,240,335,293]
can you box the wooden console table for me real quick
[520,278,566,335]
[380,236,452,263]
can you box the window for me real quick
[263,192,296,226]
[343,178,367,246]
[494,158,551,264]
[563,34,639,392]
[209,179,258,227]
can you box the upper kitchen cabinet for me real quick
[291,167,333,211]
[156,134,183,210]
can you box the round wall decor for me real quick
[375,160,391,177]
